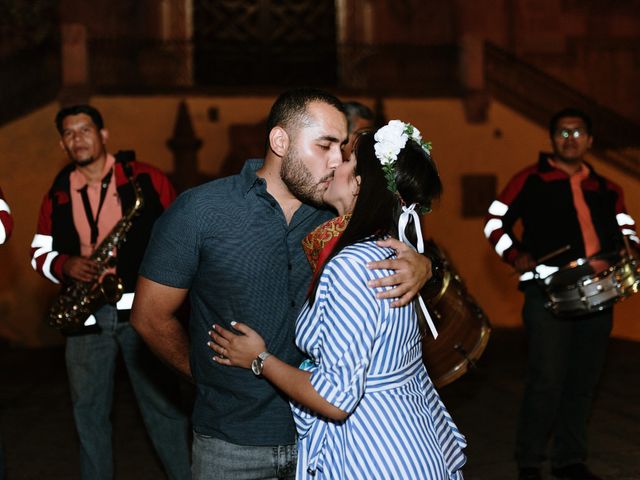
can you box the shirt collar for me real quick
[238,159,334,222]
[539,152,596,179]
[239,159,266,197]
[69,154,116,190]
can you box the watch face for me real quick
[251,358,261,376]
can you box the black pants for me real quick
[515,283,612,469]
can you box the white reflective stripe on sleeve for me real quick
[518,264,559,282]
[31,234,53,257]
[535,264,559,279]
[116,292,135,310]
[41,252,60,284]
[622,228,637,236]
[617,213,635,226]
[519,271,534,281]
[495,234,513,256]
[630,235,639,244]
[84,315,97,326]
[0,224,5,244]
[30,234,59,283]
[0,199,10,213]
[488,200,509,217]
[483,218,503,238]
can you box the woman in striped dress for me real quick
[209,120,467,479]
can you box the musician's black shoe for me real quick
[518,467,541,480]
[551,463,602,480]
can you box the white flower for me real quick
[374,120,409,164]
[374,119,432,166]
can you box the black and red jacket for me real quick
[484,153,638,272]
[31,152,175,322]
[0,187,13,244]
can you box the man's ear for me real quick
[269,126,289,157]
[100,128,109,145]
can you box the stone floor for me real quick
[1,328,638,479]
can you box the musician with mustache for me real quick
[30,105,190,480]
[484,108,638,480]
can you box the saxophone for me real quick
[48,160,144,333]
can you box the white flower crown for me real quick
[373,120,432,198]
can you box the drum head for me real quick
[544,252,618,289]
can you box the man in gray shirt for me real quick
[131,88,430,479]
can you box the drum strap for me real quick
[399,204,439,339]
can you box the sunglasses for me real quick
[554,128,587,139]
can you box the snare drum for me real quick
[614,256,640,298]
[540,253,638,317]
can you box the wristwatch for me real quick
[251,351,272,376]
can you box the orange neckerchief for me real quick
[548,159,601,257]
[302,213,352,285]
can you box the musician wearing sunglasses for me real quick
[484,108,638,480]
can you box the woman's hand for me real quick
[208,322,267,369]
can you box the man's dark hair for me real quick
[310,130,442,301]
[265,88,346,149]
[55,104,104,134]
[549,107,592,137]
[342,101,374,134]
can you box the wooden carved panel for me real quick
[194,0,337,86]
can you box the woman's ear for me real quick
[269,126,289,157]
[352,175,362,196]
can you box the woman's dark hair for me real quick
[310,129,442,300]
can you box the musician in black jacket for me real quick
[30,105,190,480]
[484,108,638,480]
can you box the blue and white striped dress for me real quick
[293,240,467,479]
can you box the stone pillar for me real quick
[459,34,489,123]
[167,100,203,193]
[138,0,193,87]
[59,23,91,105]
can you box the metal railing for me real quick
[87,38,462,96]
[485,42,640,178]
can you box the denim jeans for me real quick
[515,284,612,469]
[65,304,191,480]
[192,432,296,480]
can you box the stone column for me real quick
[59,23,91,105]
[459,34,489,123]
[167,100,203,192]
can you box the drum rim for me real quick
[433,322,491,388]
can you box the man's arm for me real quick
[366,237,431,307]
[130,276,192,379]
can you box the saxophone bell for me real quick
[100,273,124,304]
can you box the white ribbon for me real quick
[398,204,424,253]
[398,204,438,339]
